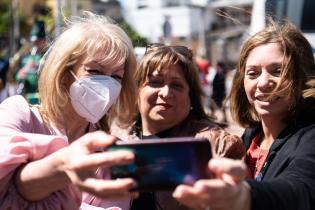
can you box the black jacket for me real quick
[243,111,315,210]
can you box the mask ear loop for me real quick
[69,70,80,81]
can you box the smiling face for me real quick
[138,64,191,135]
[244,42,293,121]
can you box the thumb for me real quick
[209,158,247,183]
[79,131,118,151]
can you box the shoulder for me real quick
[110,120,139,141]
[190,118,218,132]
[0,95,31,115]
[192,121,246,159]
[0,95,33,131]
[289,123,315,145]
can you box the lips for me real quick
[255,94,279,102]
[156,103,173,109]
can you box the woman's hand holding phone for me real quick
[61,131,139,199]
[173,158,250,210]
[109,137,212,192]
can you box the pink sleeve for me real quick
[0,96,83,209]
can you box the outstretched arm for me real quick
[14,131,138,201]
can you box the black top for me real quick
[130,129,173,210]
[243,109,315,210]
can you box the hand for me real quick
[173,158,250,210]
[60,131,138,199]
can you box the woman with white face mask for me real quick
[0,12,139,210]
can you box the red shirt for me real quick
[246,132,269,179]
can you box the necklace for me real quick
[254,145,262,176]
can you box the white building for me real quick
[121,0,209,52]
[121,0,253,62]
[206,0,253,64]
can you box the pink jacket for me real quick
[0,96,129,210]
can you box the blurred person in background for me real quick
[210,61,227,123]
[195,55,212,111]
[173,19,315,210]
[195,55,209,86]
[0,11,139,210]
[110,44,245,210]
[15,18,47,104]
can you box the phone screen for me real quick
[108,137,212,191]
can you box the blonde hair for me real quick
[230,19,315,127]
[38,11,137,131]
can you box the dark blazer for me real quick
[243,110,315,210]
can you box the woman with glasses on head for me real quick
[131,44,245,159]
[0,12,139,210]
[173,19,315,210]
[109,44,245,210]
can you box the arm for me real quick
[248,159,315,210]
[248,126,315,210]
[14,131,138,201]
[13,147,71,201]
[174,125,315,210]
[0,97,138,207]
[0,96,81,208]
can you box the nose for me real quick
[158,85,173,98]
[257,72,275,90]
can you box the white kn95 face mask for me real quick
[69,71,122,123]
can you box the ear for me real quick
[62,70,74,90]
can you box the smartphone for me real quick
[108,137,212,191]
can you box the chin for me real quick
[257,109,289,118]
[154,116,170,122]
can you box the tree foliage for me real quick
[118,20,148,47]
[0,0,10,37]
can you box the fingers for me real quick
[173,185,203,210]
[173,180,231,209]
[173,179,247,210]
[79,131,118,151]
[73,150,135,170]
[209,158,246,183]
[63,131,135,180]
[79,177,139,200]
[63,132,141,200]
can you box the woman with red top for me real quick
[173,19,315,210]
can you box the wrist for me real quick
[53,147,72,182]
[13,149,71,201]
[238,181,251,210]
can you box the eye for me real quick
[85,68,101,75]
[245,69,259,78]
[272,67,282,76]
[147,78,164,87]
[112,75,123,82]
[170,82,184,90]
